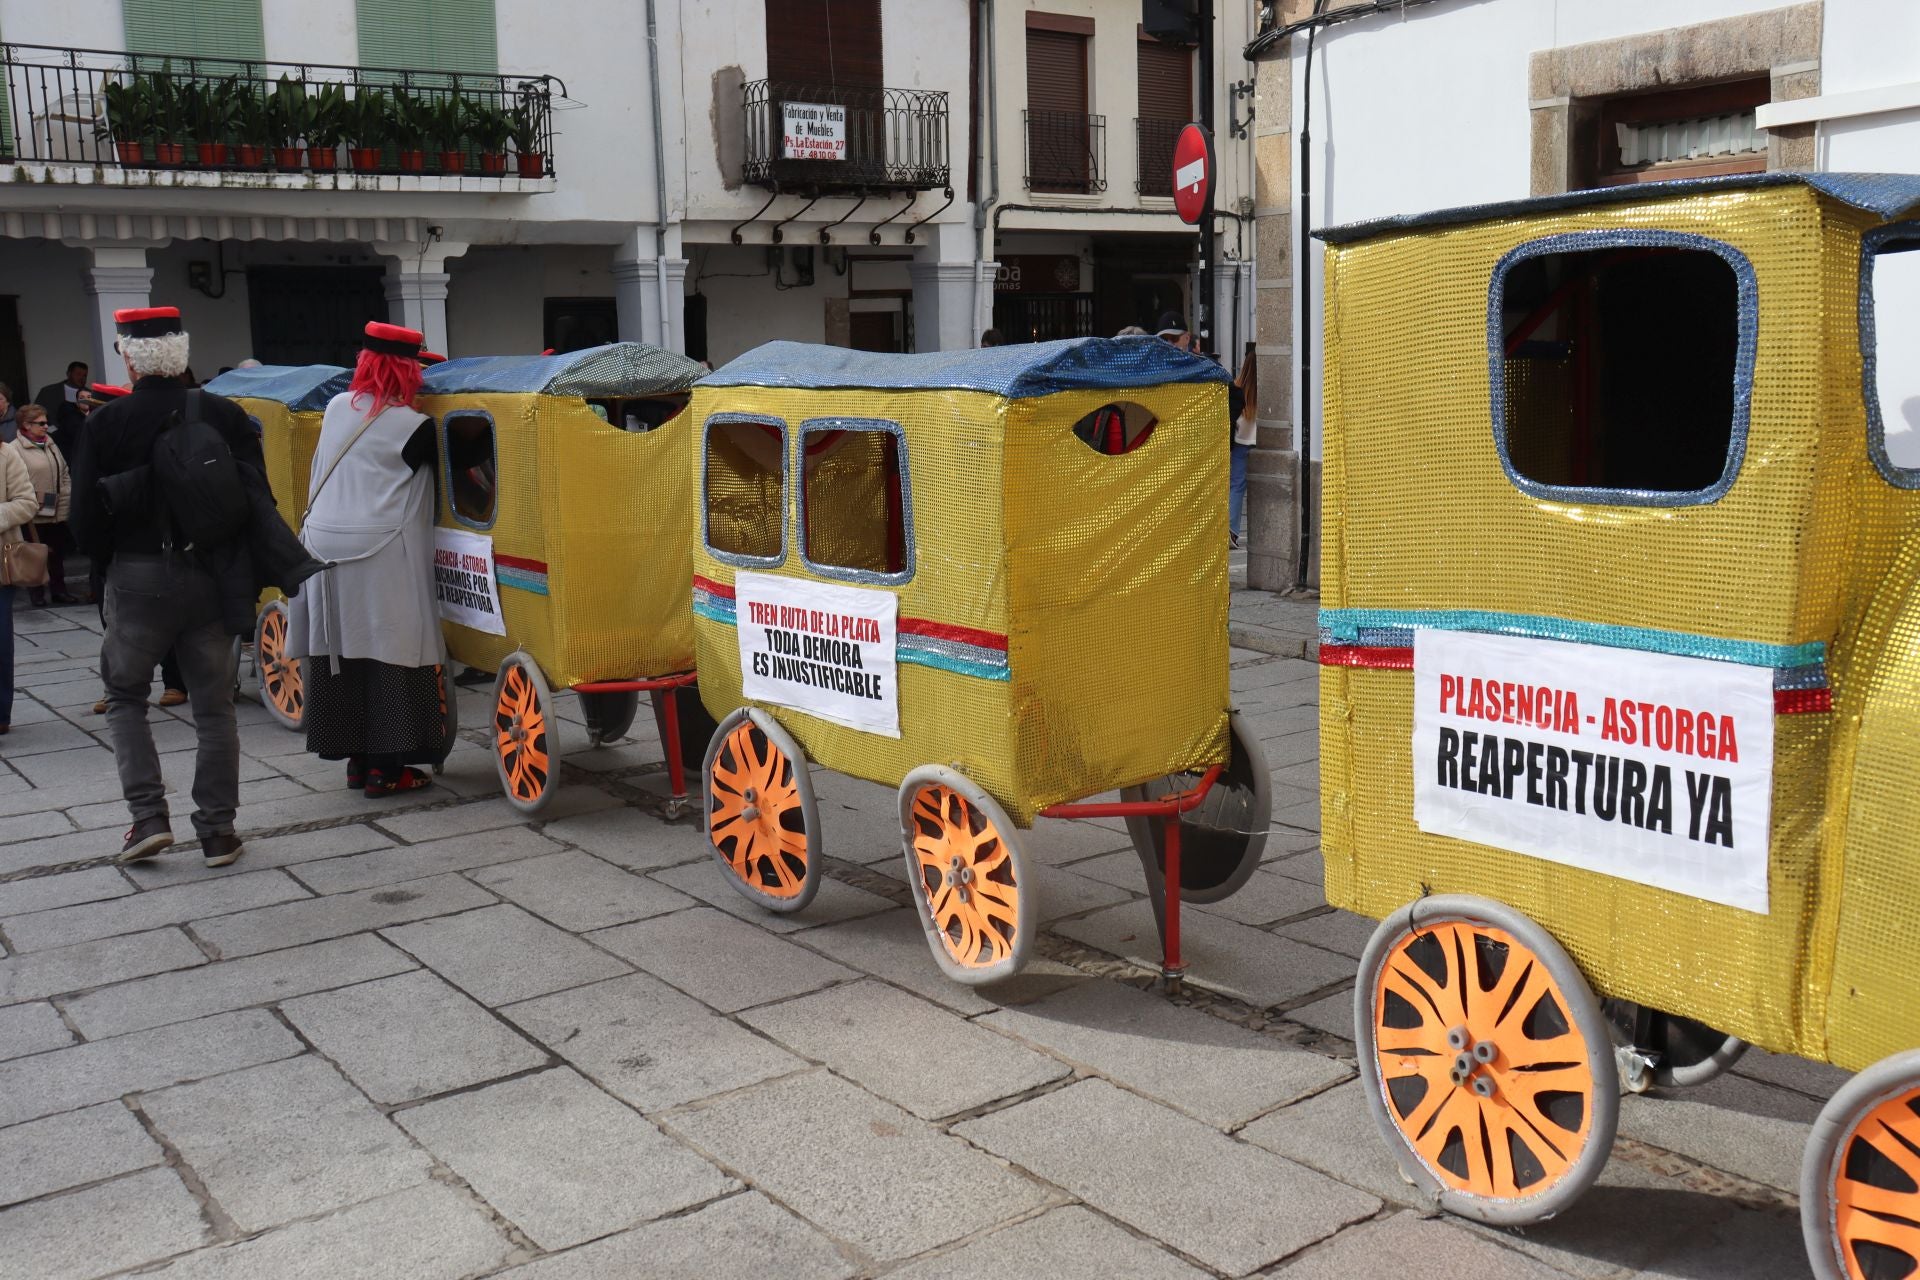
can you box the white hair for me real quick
[237,357,262,369]
[118,331,190,379]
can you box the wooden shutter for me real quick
[1137,38,1191,124]
[357,0,499,75]
[1026,29,1088,115]
[124,0,265,62]
[765,0,884,89]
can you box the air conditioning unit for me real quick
[1142,0,1198,45]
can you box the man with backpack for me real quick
[70,306,317,869]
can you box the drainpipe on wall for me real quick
[973,0,998,345]
[645,0,676,350]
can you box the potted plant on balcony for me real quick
[507,91,546,178]
[96,74,155,166]
[149,64,188,167]
[466,100,510,175]
[232,83,271,168]
[391,89,430,173]
[266,74,310,170]
[429,95,467,174]
[347,88,389,173]
[184,76,241,168]
[305,83,347,171]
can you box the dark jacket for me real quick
[73,377,324,636]
[34,381,88,460]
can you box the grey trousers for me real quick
[101,555,240,839]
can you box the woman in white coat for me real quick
[286,322,446,796]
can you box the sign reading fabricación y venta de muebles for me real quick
[735,571,899,737]
[1411,628,1774,914]
[782,102,848,161]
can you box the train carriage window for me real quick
[1490,234,1754,505]
[1071,401,1157,455]
[704,416,787,564]
[588,394,690,433]
[1865,227,1920,483]
[443,411,498,528]
[799,419,912,583]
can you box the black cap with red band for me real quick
[113,306,183,338]
[363,321,425,359]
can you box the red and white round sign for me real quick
[1172,123,1213,225]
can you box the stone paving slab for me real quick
[888,1205,1209,1280]
[1066,855,1324,927]
[589,906,856,1013]
[0,926,206,1006]
[1618,1081,1814,1194]
[61,933,418,1040]
[0,1001,73,1059]
[665,1069,1052,1265]
[192,873,496,958]
[1237,1080,1421,1208]
[283,969,551,1104]
[496,1191,856,1280]
[502,972,804,1113]
[1282,989,1357,1042]
[397,1068,737,1251]
[374,788,622,844]
[981,980,1352,1129]
[382,903,630,1006]
[1272,908,1376,961]
[955,1079,1379,1277]
[118,822,396,884]
[0,1102,163,1207]
[796,908,998,1016]
[143,1181,514,1280]
[649,857,897,934]
[0,810,81,845]
[3,868,311,952]
[471,849,697,931]
[0,1166,210,1280]
[1272,1212,1570,1279]
[292,825,563,895]
[743,980,1069,1120]
[140,1054,434,1232]
[538,806,698,870]
[0,866,130,917]
[1055,900,1353,1009]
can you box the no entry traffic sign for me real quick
[1173,123,1213,225]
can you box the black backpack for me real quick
[151,391,249,551]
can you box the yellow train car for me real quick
[205,362,349,731]
[1314,172,1920,1275]
[690,339,1271,985]
[416,343,709,814]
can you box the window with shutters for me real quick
[764,0,884,89]
[1573,78,1768,189]
[1135,32,1192,196]
[1026,14,1099,194]
[124,0,265,62]
[357,0,499,75]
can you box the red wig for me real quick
[348,347,424,416]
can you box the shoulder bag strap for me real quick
[302,409,388,523]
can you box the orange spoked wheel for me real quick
[255,600,304,731]
[702,708,821,913]
[1355,894,1618,1224]
[1803,1050,1920,1280]
[492,653,557,814]
[898,766,1033,986]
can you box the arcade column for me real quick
[80,244,160,384]
[372,241,469,356]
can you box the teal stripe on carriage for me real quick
[1319,608,1825,670]
[898,648,1011,682]
[694,595,1009,682]
[694,596,735,626]
[495,566,549,596]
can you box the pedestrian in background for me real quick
[13,404,74,605]
[1231,343,1258,551]
[35,360,89,461]
[0,433,40,733]
[980,328,1005,347]
[0,382,18,443]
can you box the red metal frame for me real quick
[570,671,699,806]
[1040,763,1225,984]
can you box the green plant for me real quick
[305,83,349,148]
[506,91,544,154]
[95,74,155,145]
[346,87,390,150]
[388,89,432,151]
[424,94,468,153]
[464,99,510,153]
[143,61,187,144]
[232,83,270,148]
[180,75,242,144]
[265,75,311,147]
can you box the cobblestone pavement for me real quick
[0,599,1845,1279]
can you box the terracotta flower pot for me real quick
[272,145,303,170]
[349,147,382,173]
[114,140,145,166]
[235,143,267,169]
[515,151,546,179]
[153,142,186,167]
[398,149,427,173]
[479,152,507,175]
[437,150,465,174]
[194,142,229,167]
[307,148,338,172]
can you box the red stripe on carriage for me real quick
[1319,644,1414,669]
[897,617,1008,652]
[495,553,549,575]
[1775,687,1832,715]
[692,574,735,599]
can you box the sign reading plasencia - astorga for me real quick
[433,527,508,637]
[736,571,899,737]
[1411,629,1774,914]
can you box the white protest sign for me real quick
[432,528,508,636]
[1412,628,1774,914]
[782,102,848,160]
[736,570,898,737]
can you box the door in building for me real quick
[849,309,904,352]
[247,267,389,368]
[0,297,27,408]
[543,297,618,354]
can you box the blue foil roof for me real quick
[420,342,704,397]
[1315,172,1920,246]
[699,338,1233,399]
[202,364,350,411]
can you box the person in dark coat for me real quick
[70,306,319,870]
[35,360,91,461]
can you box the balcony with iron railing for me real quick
[1024,109,1106,195]
[742,80,949,194]
[1135,117,1183,197]
[0,42,561,190]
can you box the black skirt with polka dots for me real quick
[304,658,454,764]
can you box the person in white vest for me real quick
[285,321,445,797]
